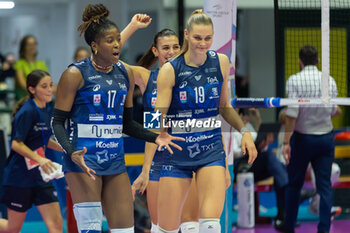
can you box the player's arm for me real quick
[120,14,152,47]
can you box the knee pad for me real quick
[180,221,199,233]
[110,226,134,233]
[199,219,220,233]
[158,226,179,233]
[151,222,158,233]
[73,202,103,233]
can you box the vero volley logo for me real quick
[143,110,161,129]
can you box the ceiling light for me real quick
[0,1,15,9]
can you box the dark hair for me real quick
[299,45,318,66]
[19,35,37,59]
[137,29,178,69]
[177,9,213,57]
[77,4,119,47]
[238,108,249,116]
[12,70,50,117]
[73,46,90,61]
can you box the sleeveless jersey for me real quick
[142,69,159,111]
[66,57,129,175]
[165,50,226,166]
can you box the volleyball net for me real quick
[232,0,350,110]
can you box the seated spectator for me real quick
[14,35,49,94]
[73,47,90,62]
[0,52,16,134]
[233,108,288,226]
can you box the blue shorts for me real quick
[149,151,164,181]
[160,159,226,179]
[62,154,126,175]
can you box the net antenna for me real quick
[232,0,350,108]
[322,0,330,104]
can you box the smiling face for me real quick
[185,24,213,55]
[152,35,180,66]
[28,75,53,106]
[91,27,121,66]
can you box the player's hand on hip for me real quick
[71,147,96,180]
[282,144,291,165]
[155,131,185,154]
[241,132,258,165]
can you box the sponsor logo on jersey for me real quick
[93,94,101,106]
[33,122,48,131]
[194,75,202,81]
[209,87,219,99]
[106,80,113,85]
[208,107,218,112]
[207,76,219,84]
[151,97,157,107]
[78,124,123,138]
[187,143,201,158]
[201,143,215,151]
[119,83,127,90]
[209,51,216,57]
[96,141,119,148]
[179,91,187,103]
[178,71,192,77]
[89,114,104,121]
[205,68,218,73]
[106,115,117,120]
[185,134,213,143]
[195,109,205,114]
[96,150,109,164]
[152,89,157,95]
[93,84,100,91]
[179,81,187,88]
[88,75,102,80]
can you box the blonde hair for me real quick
[177,9,213,57]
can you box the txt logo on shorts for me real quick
[143,110,161,129]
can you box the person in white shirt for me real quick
[281,45,341,233]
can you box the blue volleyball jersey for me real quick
[65,57,129,175]
[142,69,159,111]
[165,50,226,166]
[4,99,53,187]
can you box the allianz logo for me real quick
[185,134,214,143]
[96,141,119,148]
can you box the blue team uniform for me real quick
[63,57,129,175]
[161,50,226,178]
[143,69,164,181]
[4,99,53,187]
[2,99,58,212]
